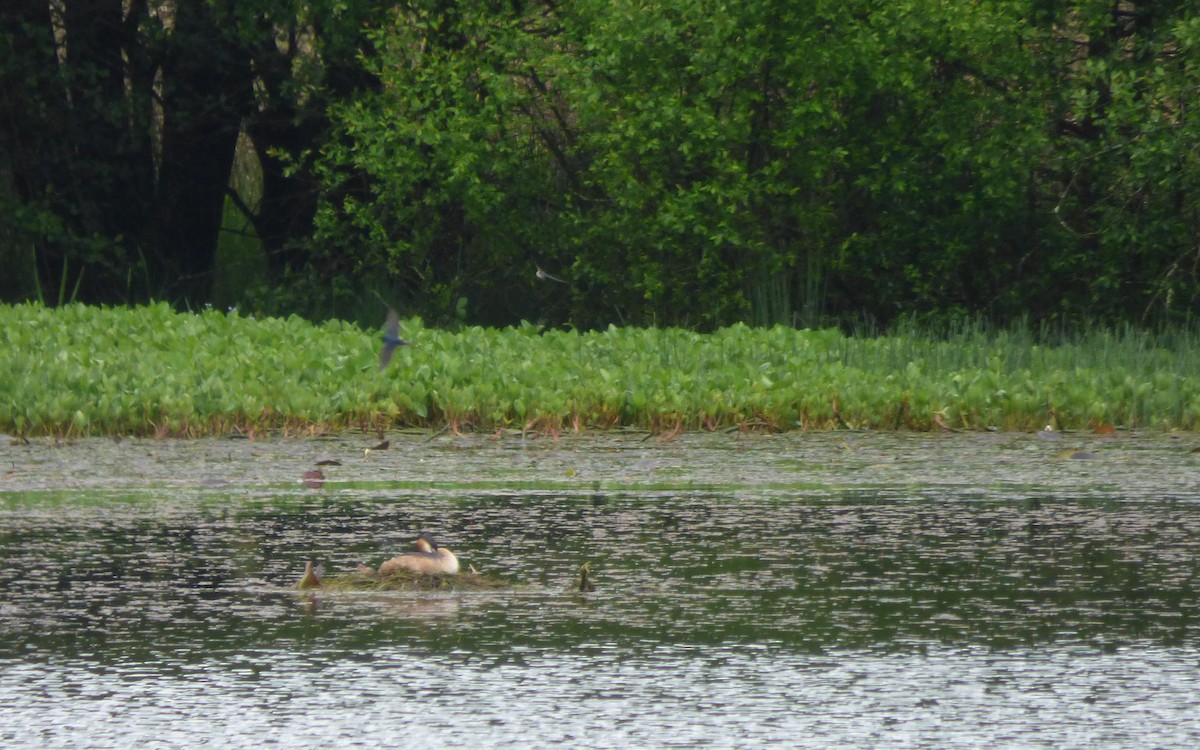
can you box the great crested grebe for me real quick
[378,533,460,576]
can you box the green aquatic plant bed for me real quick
[2,302,1199,435]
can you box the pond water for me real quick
[2,430,1200,748]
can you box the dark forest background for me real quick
[2,0,1198,330]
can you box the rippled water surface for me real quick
[2,431,1200,748]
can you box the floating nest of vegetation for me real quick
[297,561,596,593]
[321,570,511,592]
[297,563,511,592]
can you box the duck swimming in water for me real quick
[378,533,460,576]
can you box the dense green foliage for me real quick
[2,304,1197,436]
[0,0,388,304]
[2,1,1199,327]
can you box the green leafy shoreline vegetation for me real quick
[2,303,1198,437]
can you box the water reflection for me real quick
[6,492,1198,655]
[4,644,1200,748]
[1,432,1199,746]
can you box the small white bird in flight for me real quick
[535,264,567,284]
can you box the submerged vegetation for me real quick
[2,303,1198,437]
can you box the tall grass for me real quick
[1,302,1196,436]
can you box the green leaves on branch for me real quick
[307,0,1200,329]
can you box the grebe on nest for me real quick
[378,533,460,576]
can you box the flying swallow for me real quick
[535,264,567,284]
[379,308,409,369]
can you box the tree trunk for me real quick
[1,0,75,299]
[154,2,253,305]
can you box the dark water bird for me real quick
[378,533,460,576]
[363,438,390,459]
[379,308,409,369]
[297,560,324,589]
[578,562,595,592]
[535,264,567,284]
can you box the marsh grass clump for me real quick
[2,302,1199,435]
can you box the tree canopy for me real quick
[2,0,1197,329]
